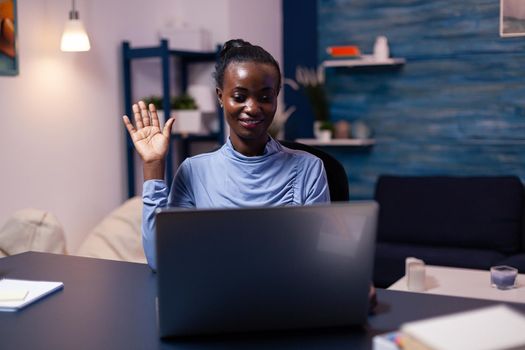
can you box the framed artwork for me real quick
[500,0,525,37]
[0,0,17,76]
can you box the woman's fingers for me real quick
[149,103,160,127]
[138,100,151,127]
[132,103,144,129]
[122,115,136,135]
[162,118,175,138]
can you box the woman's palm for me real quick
[122,101,175,163]
[131,125,169,162]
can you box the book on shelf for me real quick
[326,45,361,57]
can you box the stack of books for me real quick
[373,305,525,350]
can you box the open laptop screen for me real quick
[155,201,378,337]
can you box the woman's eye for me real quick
[260,95,273,103]
[233,95,246,103]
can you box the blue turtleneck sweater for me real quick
[142,137,330,270]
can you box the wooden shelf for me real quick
[295,138,375,146]
[322,55,405,68]
[122,39,223,198]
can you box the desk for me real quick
[388,265,525,304]
[1,252,525,349]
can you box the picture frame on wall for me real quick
[500,0,525,37]
[0,0,17,76]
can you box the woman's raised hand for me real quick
[122,101,175,164]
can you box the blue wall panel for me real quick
[283,0,319,140]
[318,0,525,198]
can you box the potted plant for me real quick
[284,65,330,139]
[170,94,202,134]
[142,95,166,124]
[318,120,333,142]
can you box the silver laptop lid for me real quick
[156,201,378,337]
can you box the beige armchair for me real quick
[0,197,145,264]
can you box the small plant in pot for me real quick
[318,120,333,142]
[143,95,163,109]
[170,94,203,135]
[284,65,330,139]
[142,95,166,124]
[171,94,198,110]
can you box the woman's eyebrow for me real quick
[231,86,275,92]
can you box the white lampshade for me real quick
[60,0,90,52]
[60,19,90,52]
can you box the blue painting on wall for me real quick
[318,0,525,199]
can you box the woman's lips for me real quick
[239,118,263,129]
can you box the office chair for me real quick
[279,140,350,202]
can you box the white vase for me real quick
[352,121,371,139]
[171,110,203,134]
[317,130,332,142]
[155,110,166,126]
[373,35,389,61]
[313,121,322,139]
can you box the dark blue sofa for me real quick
[373,175,525,288]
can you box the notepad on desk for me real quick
[0,279,63,312]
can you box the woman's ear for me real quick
[216,88,223,108]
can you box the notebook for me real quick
[155,201,378,337]
[400,305,525,350]
[0,279,64,312]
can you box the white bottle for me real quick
[373,35,389,61]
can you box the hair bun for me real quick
[220,39,252,58]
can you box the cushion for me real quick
[374,176,524,254]
[76,197,146,263]
[0,209,67,258]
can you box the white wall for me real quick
[0,0,282,252]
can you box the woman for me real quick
[123,39,330,270]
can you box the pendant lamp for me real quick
[60,0,90,52]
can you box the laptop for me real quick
[155,201,378,338]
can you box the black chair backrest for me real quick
[279,140,349,202]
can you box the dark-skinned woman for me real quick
[123,39,329,270]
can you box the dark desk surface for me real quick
[1,252,524,350]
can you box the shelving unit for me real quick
[322,55,405,68]
[122,39,223,198]
[295,138,375,147]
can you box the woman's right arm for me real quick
[123,101,175,270]
[122,101,175,180]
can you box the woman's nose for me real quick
[244,98,260,113]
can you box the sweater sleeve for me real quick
[142,160,196,271]
[303,157,331,204]
[142,179,169,271]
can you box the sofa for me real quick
[373,175,525,288]
[0,197,146,263]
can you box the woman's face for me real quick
[217,61,280,154]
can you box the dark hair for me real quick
[214,39,281,91]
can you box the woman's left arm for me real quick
[303,158,330,204]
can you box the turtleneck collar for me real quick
[221,136,282,162]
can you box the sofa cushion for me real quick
[374,242,507,288]
[75,197,146,263]
[0,209,67,258]
[374,176,524,254]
